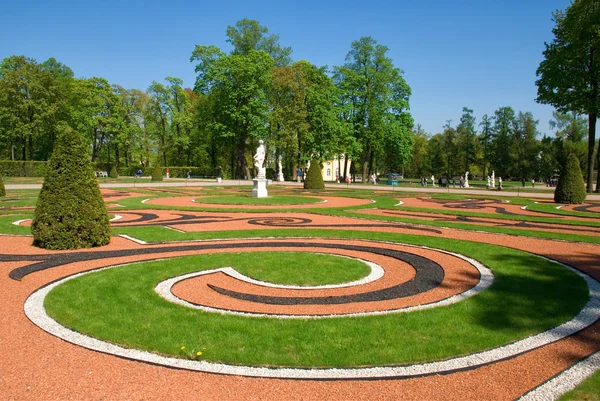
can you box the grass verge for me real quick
[45,231,588,368]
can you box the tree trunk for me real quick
[236,138,248,179]
[362,145,371,183]
[587,113,596,193]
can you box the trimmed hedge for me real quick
[32,127,111,249]
[151,165,163,181]
[554,153,587,204]
[304,160,324,190]
[0,161,48,177]
[0,174,5,197]
[109,165,119,179]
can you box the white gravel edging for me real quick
[12,219,31,226]
[153,247,493,319]
[518,351,600,401]
[23,249,599,379]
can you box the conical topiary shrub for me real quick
[303,160,324,190]
[0,173,5,197]
[151,165,163,182]
[554,153,587,204]
[32,126,111,249]
[109,165,118,179]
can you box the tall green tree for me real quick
[513,111,539,178]
[491,106,516,176]
[456,107,477,174]
[549,111,588,171]
[0,56,64,161]
[226,18,292,67]
[334,37,413,181]
[407,124,430,178]
[536,0,600,192]
[478,114,493,178]
[71,77,124,162]
[191,47,273,179]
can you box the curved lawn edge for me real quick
[25,252,599,379]
[153,244,493,319]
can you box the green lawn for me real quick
[45,232,588,368]
[194,195,325,205]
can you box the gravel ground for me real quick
[1,196,599,400]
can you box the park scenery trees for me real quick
[536,0,600,192]
[0,12,596,186]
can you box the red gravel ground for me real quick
[1,200,599,400]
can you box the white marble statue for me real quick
[431,175,435,187]
[490,170,495,188]
[277,155,284,182]
[486,176,491,189]
[464,171,469,188]
[253,140,266,179]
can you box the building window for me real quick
[327,168,331,176]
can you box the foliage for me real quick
[333,36,413,181]
[151,165,163,181]
[554,153,587,203]
[536,0,600,192]
[456,107,478,174]
[109,165,118,178]
[303,160,324,189]
[0,173,4,196]
[191,46,273,179]
[226,19,292,67]
[0,161,47,176]
[31,126,110,249]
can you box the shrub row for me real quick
[0,161,218,178]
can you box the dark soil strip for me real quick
[6,241,435,281]
[207,247,443,305]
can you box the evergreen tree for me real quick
[303,160,324,189]
[109,165,118,178]
[32,126,110,249]
[554,153,587,203]
[0,173,5,197]
[151,165,163,181]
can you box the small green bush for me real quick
[32,126,111,249]
[304,160,324,190]
[554,153,587,204]
[0,174,5,197]
[109,165,118,179]
[151,166,163,181]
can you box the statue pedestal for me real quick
[277,173,284,182]
[252,179,268,198]
[216,177,222,183]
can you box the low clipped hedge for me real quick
[555,153,587,204]
[304,160,325,190]
[0,161,48,177]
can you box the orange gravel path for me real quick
[1,206,599,400]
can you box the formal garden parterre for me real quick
[0,182,599,400]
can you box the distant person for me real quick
[498,177,503,190]
[531,178,535,188]
[522,177,526,187]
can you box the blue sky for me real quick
[1,0,570,137]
